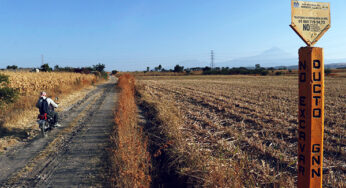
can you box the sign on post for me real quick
[290,1,330,187]
[290,0,330,46]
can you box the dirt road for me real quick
[0,79,117,187]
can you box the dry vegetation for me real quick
[136,75,345,187]
[4,71,96,95]
[110,74,151,187]
[0,71,98,151]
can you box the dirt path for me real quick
[0,78,118,187]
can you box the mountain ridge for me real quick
[179,47,346,69]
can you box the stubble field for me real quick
[136,75,345,187]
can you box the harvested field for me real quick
[136,75,345,187]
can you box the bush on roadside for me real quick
[100,71,109,80]
[0,73,18,106]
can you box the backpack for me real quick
[39,98,50,114]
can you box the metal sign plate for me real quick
[290,0,330,46]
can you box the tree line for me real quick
[146,63,332,76]
[4,63,113,79]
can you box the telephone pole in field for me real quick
[210,50,214,68]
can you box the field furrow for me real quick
[137,75,345,187]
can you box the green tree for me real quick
[154,64,162,72]
[41,64,52,72]
[54,65,60,71]
[173,64,184,72]
[112,70,118,75]
[6,65,18,70]
[93,63,105,72]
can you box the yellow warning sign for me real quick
[290,0,331,46]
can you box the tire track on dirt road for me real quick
[0,78,118,187]
[0,84,102,184]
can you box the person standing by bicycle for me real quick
[36,91,61,127]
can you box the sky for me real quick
[0,0,345,71]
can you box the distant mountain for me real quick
[177,47,346,69]
[217,47,296,68]
[215,47,346,69]
[284,63,346,70]
[325,62,346,69]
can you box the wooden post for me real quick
[298,47,324,188]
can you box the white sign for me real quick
[290,0,331,46]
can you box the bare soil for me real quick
[0,78,118,187]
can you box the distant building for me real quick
[30,68,40,72]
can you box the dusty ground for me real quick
[0,78,118,187]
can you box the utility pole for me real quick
[41,54,44,65]
[211,50,214,68]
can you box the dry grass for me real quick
[136,75,345,187]
[110,74,151,187]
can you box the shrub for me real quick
[100,71,109,80]
[93,63,105,72]
[0,73,9,85]
[275,71,283,76]
[41,63,52,72]
[111,70,118,75]
[0,73,19,106]
[0,87,18,104]
[261,70,269,76]
[6,65,18,70]
[174,64,184,72]
[325,69,332,76]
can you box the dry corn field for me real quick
[0,71,98,151]
[137,75,345,187]
[1,71,97,96]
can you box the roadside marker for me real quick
[290,1,330,187]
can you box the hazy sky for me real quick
[0,0,345,71]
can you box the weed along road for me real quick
[0,78,118,187]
